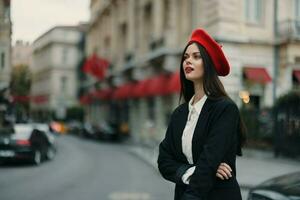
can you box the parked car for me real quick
[66,120,83,136]
[0,123,56,165]
[95,121,120,141]
[248,171,300,200]
[73,122,97,139]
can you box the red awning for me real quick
[32,95,48,104]
[147,74,169,96]
[166,71,181,94]
[293,70,300,83]
[132,79,151,98]
[244,67,272,84]
[132,72,181,98]
[113,84,134,100]
[93,89,112,100]
[79,95,92,105]
[90,90,99,98]
[82,54,110,80]
[12,95,30,103]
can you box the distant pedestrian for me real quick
[157,28,247,200]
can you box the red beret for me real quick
[188,29,230,76]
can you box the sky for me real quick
[11,0,90,44]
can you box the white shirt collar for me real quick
[188,95,207,115]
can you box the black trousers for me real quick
[174,185,242,200]
[208,187,242,200]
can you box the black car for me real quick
[248,171,300,200]
[0,123,56,165]
[95,121,120,141]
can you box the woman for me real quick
[157,29,246,200]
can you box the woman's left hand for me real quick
[216,163,232,180]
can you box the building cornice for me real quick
[33,25,84,44]
[88,0,114,31]
[214,35,275,46]
[121,47,181,72]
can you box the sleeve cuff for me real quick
[175,164,192,185]
[182,166,196,184]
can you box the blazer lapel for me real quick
[173,103,189,159]
[192,98,214,163]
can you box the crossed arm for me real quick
[158,103,239,199]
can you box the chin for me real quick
[185,74,201,82]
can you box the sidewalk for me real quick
[127,145,300,189]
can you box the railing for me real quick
[277,19,300,39]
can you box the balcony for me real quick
[277,19,300,40]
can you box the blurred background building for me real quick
[12,40,32,67]
[3,0,298,154]
[0,0,11,126]
[0,0,11,90]
[30,25,87,121]
[80,0,300,147]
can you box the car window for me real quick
[14,125,33,134]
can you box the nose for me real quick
[184,57,192,65]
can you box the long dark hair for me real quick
[179,42,247,152]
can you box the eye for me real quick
[183,54,189,60]
[194,54,202,59]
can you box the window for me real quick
[144,3,153,51]
[61,76,67,91]
[296,0,300,19]
[120,23,127,63]
[163,0,170,31]
[1,52,5,69]
[62,47,68,64]
[147,97,155,121]
[245,0,263,24]
[4,6,10,23]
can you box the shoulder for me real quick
[173,102,188,113]
[170,103,188,118]
[209,97,239,114]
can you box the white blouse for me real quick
[181,95,207,184]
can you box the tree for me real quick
[9,64,32,122]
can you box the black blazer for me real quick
[157,97,242,200]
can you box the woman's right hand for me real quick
[216,163,232,180]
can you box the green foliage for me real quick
[10,64,32,122]
[10,64,32,96]
[273,91,300,157]
[240,107,273,144]
[274,91,300,112]
[66,106,84,122]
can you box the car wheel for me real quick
[46,146,55,160]
[33,150,42,165]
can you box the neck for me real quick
[193,81,205,104]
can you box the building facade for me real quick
[0,0,11,90]
[31,26,86,120]
[12,40,32,67]
[84,0,300,146]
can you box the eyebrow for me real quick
[184,52,201,55]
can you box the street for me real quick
[1,134,299,200]
[0,135,173,200]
